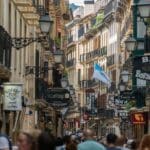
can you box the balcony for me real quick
[86,80,99,88]
[86,49,100,61]
[66,58,76,68]
[104,0,115,18]
[80,80,99,89]
[107,54,115,67]
[80,47,107,62]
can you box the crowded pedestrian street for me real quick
[0,0,150,150]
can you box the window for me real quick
[9,2,11,33]
[78,69,81,84]
[111,69,116,82]
[44,61,48,78]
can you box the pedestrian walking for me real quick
[106,133,120,150]
[116,135,129,150]
[17,130,36,150]
[0,119,12,150]
[55,137,65,150]
[77,129,106,150]
[138,134,150,150]
[37,131,55,150]
[66,135,77,150]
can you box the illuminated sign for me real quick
[131,113,145,124]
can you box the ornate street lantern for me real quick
[121,70,130,83]
[137,0,150,18]
[53,49,64,63]
[69,85,75,95]
[39,13,53,34]
[125,36,136,52]
[119,80,126,92]
[61,77,69,88]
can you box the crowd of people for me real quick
[0,120,150,150]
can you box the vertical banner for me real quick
[3,83,23,111]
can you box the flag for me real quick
[92,63,111,86]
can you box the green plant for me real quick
[92,11,104,29]
[55,37,61,48]
[63,69,68,77]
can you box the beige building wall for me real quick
[0,0,46,130]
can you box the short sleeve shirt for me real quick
[0,136,9,149]
[78,140,106,150]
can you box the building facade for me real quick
[65,0,150,138]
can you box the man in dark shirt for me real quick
[106,133,121,150]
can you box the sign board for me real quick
[131,113,146,124]
[135,70,150,81]
[3,83,23,111]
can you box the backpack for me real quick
[0,133,12,150]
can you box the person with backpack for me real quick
[0,119,12,150]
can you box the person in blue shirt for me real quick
[77,129,106,150]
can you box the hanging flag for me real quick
[92,63,111,86]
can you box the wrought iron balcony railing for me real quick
[79,79,99,88]
[104,0,115,17]
[80,47,107,62]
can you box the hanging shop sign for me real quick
[135,70,150,81]
[45,88,71,107]
[3,83,23,111]
[131,113,146,124]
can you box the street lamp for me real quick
[137,0,150,18]
[12,13,53,49]
[121,70,130,83]
[69,85,75,96]
[125,36,136,52]
[53,49,64,63]
[39,13,53,34]
[61,77,69,88]
[119,80,126,92]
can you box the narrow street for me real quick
[0,0,150,149]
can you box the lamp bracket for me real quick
[12,36,48,49]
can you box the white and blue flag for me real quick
[92,63,111,86]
